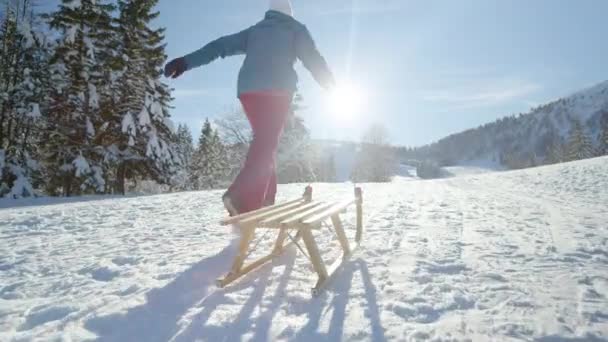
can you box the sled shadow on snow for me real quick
[85,242,386,342]
[285,259,387,342]
[84,239,241,342]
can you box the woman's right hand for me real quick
[164,57,188,79]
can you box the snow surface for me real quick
[444,159,505,177]
[1,157,607,341]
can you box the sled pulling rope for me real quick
[218,186,364,296]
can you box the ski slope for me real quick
[1,157,607,341]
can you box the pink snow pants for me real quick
[227,91,292,213]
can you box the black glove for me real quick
[164,57,187,79]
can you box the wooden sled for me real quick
[218,186,363,296]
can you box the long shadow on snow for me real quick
[84,238,240,342]
[85,241,387,342]
[285,259,387,342]
[536,335,607,342]
[170,246,297,341]
[171,256,386,342]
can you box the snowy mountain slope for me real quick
[404,80,608,166]
[1,157,607,341]
[526,80,608,142]
[567,80,608,124]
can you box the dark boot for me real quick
[222,192,241,217]
[263,198,275,207]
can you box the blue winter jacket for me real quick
[183,10,334,97]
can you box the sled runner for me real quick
[218,186,363,296]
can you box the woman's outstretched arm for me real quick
[295,25,335,89]
[165,28,250,78]
[184,28,250,70]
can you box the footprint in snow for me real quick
[578,247,608,258]
[479,272,509,283]
[417,261,469,275]
[91,266,120,281]
[18,305,78,330]
[111,256,140,266]
[79,265,120,282]
[0,282,25,300]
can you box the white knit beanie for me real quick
[269,0,293,17]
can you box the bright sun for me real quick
[326,83,367,122]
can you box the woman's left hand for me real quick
[164,57,188,79]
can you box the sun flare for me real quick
[326,83,367,121]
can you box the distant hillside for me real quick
[401,80,608,169]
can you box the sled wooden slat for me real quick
[301,199,355,227]
[312,241,360,296]
[301,228,328,284]
[331,214,351,255]
[220,197,305,226]
[237,201,311,226]
[217,247,273,287]
[216,186,363,296]
[260,201,325,228]
[217,235,304,288]
[279,202,337,228]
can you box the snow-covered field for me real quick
[1,157,607,341]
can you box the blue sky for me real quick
[49,0,608,146]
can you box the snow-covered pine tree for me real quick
[45,0,115,196]
[190,119,224,190]
[112,0,179,194]
[599,111,608,156]
[172,123,194,190]
[211,129,229,186]
[190,122,207,190]
[175,124,194,169]
[548,139,567,164]
[0,2,24,196]
[0,0,49,197]
[566,120,595,161]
